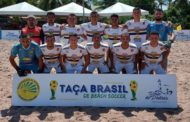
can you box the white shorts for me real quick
[43,65,62,73]
[141,63,166,74]
[65,63,83,74]
[114,61,136,74]
[87,62,109,73]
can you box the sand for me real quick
[0,40,190,122]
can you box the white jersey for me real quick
[126,19,149,48]
[104,26,128,46]
[42,23,61,43]
[60,25,84,45]
[81,22,107,42]
[61,44,88,66]
[86,42,109,64]
[140,41,167,63]
[111,42,138,63]
[40,43,62,68]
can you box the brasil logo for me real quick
[130,80,138,101]
[50,80,58,100]
[17,78,40,101]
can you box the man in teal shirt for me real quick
[9,34,43,76]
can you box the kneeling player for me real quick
[110,33,138,74]
[40,34,64,73]
[86,33,109,73]
[61,34,89,73]
[140,32,167,74]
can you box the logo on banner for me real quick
[145,79,173,101]
[129,80,138,101]
[50,80,58,100]
[17,78,40,101]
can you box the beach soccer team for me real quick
[9,8,175,76]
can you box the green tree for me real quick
[165,0,190,29]
[0,0,16,8]
[120,0,156,14]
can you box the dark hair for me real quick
[155,8,163,13]
[133,7,141,12]
[69,33,78,37]
[67,13,76,19]
[68,13,76,17]
[150,31,159,35]
[110,14,119,18]
[47,12,55,16]
[90,11,98,16]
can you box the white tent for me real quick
[49,2,92,16]
[0,2,46,15]
[99,2,149,16]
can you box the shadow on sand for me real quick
[1,105,183,122]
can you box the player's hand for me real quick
[159,61,165,68]
[37,69,43,73]
[81,68,87,74]
[17,68,27,77]
[60,24,65,30]
[122,24,128,30]
[141,62,147,70]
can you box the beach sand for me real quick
[0,40,190,122]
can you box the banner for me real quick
[12,74,177,108]
[1,30,20,40]
[174,30,190,41]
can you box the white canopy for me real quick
[0,2,46,15]
[99,2,149,16]
[49,2,92,16]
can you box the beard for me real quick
[155,18,162,21]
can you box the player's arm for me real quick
[81,53,90,73]
[40,29,45,44]
[9,55,27,76]
[59,54,66,73]
[81,34,87,40]
[160,47,168,68]
[134,51,140,73]
[9,56,19,71]
[169,32,175,43]
[109,49,115,72]
[139,51,146,71]
[105,48,110,65]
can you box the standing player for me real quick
[147,8,175,71]
[81,11,107,42]
[125,7,149,73]
[61,13,86,45]
[42,12,61,43]
[9,34,43,76]
[85,33,109,73]
[125,7,149,48]
[40,34,65,73]
[140,32,167,74]
[21,15,44,45]
[110,33,138,74]
[104,14,128,46]
[61,34,89,73]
